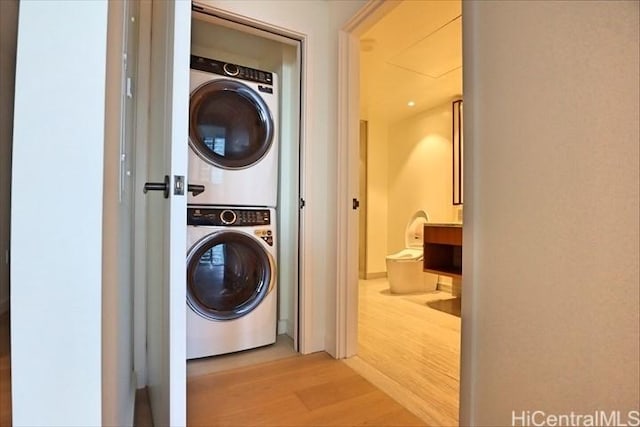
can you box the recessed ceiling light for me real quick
[407,101,416,107]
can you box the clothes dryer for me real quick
[188,55,279,207]
[186,205,277,359]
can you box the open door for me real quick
[143,1,190,425]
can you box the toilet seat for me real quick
[385,248,423,261]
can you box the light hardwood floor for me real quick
[183,279,460,426]
[187,334,297,378]
[353,278,461,426]
[0,311,11,427]
[187,352,426,426]
[0,281,460,426]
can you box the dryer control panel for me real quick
[191,54,274,86]
[188,207,271,227]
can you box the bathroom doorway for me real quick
[345,1,463,424]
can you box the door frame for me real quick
[334,0,400,360]
[133,3,311,375]
[185,4,311,353]
[334,1,473,423]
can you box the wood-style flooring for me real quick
[1,279,460,427]
[187,334,297,378]
[187,352,426,426]
[184,279,460,426]
[354,278,461,426]
[0,311,11,427]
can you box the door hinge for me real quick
[300,198,306,209]
[352,198,360,210]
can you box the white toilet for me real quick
[386,210,438,294]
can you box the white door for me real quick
[143,1,190,425]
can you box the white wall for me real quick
[11,1,108,425]
[198,0,366,353]
[387,102,457,254]
[364,116,389,275]
[0,0,18,315]
[460,1,640,425]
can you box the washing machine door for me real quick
[187,231,275,321]
[189,79,274,170]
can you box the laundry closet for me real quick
[185,4,302,361]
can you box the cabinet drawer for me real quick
[423,225,462,245]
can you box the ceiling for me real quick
[359,0,462,124]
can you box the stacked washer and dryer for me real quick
[186,54,280,359]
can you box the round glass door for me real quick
[189,79,274,170]
[187,231,273,321]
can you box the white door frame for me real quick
[334,0,400,359]
[142,0,190,424]
[334,3,473,424]
[134,3,312,369]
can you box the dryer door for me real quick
[189,79,274,170]
[187,231,275,321]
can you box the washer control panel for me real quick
[191,54,273,86]
[188,207,271,227]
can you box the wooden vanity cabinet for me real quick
[423,224,462,278]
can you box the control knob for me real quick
[223,63,239,77]
[220,209,237,225]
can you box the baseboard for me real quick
[127,372,137,427]
[365,272,387,280]
[134,369,146,390]
[286,322,294,338]
[277,319,289,335]
[436,280,452,294]
[452,277,462,298]
[277,320,295,343]
[0,297,8,315]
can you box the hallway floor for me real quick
[353,278,461,426]
[187,352,426,426]
[1,282,461,426]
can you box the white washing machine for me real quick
[186,205,277,359]
[188,54,279,208]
